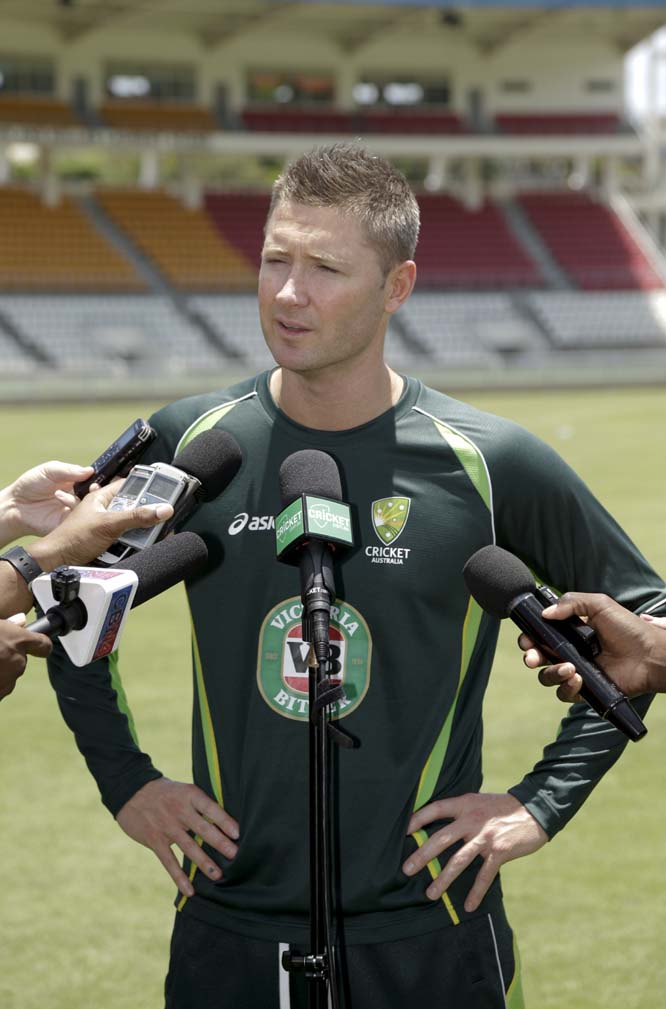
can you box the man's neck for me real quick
[269,364,404,431]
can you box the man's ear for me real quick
[384,260,417,314]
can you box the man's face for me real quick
[259,200,390,377]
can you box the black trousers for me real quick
[164,908,523,1009]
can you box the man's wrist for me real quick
[0,545,45,586]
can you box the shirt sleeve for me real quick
[485,419,666,837]
[46,406,186,816]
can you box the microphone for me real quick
[99,428,242,562]
[462,544,647,742]
[29,532,208,666]
[276,450,353,667]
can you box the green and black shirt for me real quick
[48,373,666,945]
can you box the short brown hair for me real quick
[268,143,420,274]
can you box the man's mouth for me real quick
[276,319,311,335]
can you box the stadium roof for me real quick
[0,0,662,53]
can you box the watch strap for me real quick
[0,545,44,586]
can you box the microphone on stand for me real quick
[276,449,353,669]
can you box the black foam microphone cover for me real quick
[173,429,242,501]
[279,449,342,507]
[463,545,536,618]
[118,531,209,607]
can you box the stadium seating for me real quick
[519,192,662,290]
[0,95,79,127]
[204,193,271,269]
[415,194,542,288]
[358,109,466,135]
[0,324,35,373]
[495,113,620,135]
[241,107,356,133]
[528,291,666,348]
[97,190,257,290]
[397,292,545,367]
[99,100,217,132]
[0,188,144,291]
[241,107,465,135]
[0,295,225,371]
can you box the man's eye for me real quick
[318,264,338,273]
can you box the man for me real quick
[0,470,173,697]
[48,144,666,1009]
[520,593,666,700]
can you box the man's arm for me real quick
[46,404,240,895]
[403,421,666,910]
[520,593,666,700]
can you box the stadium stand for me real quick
[96,190,257,290]
[99,100,218,133]
[495,113,621,135]
[241,108,356,133]
[241,107,466,134]
[0,295,225,372]
[0,95,79,127]
[190,293,270,368]
[359,109,466,135]
[415,194,542,288]
[0,324,34,373]
[0,188,144,291]
[205,193,270,270]
[528,291,666,349]
[398,292,546,367]
[519,192,662,290]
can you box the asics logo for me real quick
[228,513,275,536]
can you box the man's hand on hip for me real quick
[116,777,240,898]
[403,792,547,913]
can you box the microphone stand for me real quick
[282,542,356,1009]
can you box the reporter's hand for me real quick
[0,461,94,545]
[403,792,547,913]
[116,778,240,897]
[520,592,666,700]
[0,614,52,700]
[29,480,173,571]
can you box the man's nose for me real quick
[276,272,309,306]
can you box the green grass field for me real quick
[1,387,665,1009]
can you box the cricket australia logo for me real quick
[372,497,411,544]
[366,497,412,565]
[257,596,372,722]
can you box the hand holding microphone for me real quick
[463,545,648,741]
[520,592,666,701]
[28,532,209,665]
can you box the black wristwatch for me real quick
[0,545,44,586]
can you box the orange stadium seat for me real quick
[100,100,218,132]
[0,95,79,127]
[97,189,257,290]
[519,192,661,289]
[0,187,144,291]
